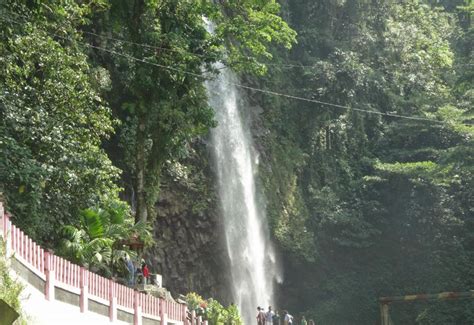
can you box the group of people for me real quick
[126,256,150,287]
[257,306,316,325]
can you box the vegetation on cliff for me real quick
[0,241,26,324]
[0,0,293,321]
[0,0,473,324]
[186,292,242,325]
[259,1,473,323]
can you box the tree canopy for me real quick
[258,0,473,323]
[0,0,121,242]
[0,0,472,324]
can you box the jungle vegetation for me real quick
[0,0,472,324]
[260,1,473,324]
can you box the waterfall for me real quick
[205,23,281,324]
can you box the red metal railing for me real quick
[115,282,135,310]
[53,255,81,289]
[1,209,200,324]
[10,223,45,274]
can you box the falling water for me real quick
[205,23,281,325]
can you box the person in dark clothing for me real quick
[125,255,135,286]
[273,310,281,325]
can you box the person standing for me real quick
[300,316,307,325]
[284,311,293,325]
[125,255,135,287]
[142,261,150,284]
[266,306,275,324]
[257,307,265,325]
[273,310,281,325]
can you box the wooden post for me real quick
[109,280,117,321]
[380,303,390,325]
[44,251,55,301]
[134,291,142,325]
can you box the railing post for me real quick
[0,201,12,258]
[191,310,196,325]
[3,210,12,257]
[109,280,117,321]
[0,201,4,238]
[160,298,167,325]
[182,304,188,325]
[44,251,55,301]
[80,267,88,312]
[134,291,142,325]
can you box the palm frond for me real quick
[81,208,104,239]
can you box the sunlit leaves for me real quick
[59,203,152,277]
[214,0,297,74]
[0,0,121,242]
[185,292,243,325]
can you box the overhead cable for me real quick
[1,15,471,126]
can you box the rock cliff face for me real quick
[144,95,271,306]
[145,143,232,302]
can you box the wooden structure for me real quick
[379,291,474,325]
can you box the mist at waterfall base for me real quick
[206,63,282,323]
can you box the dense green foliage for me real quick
[0,0,121,242]
[0,0,294,233]
[0,240,26,324]
[0,0,472,324]
[0,0,294,318]
[259,1,473,324]
[87,0,295,222]
[58,202,151,278]
[186,292,242,325]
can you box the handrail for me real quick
[0,202,206,325]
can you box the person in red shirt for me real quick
[142,261,150,284]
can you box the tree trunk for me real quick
[136,113,148,223]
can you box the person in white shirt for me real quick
[265,306,275,324]
[283,310,293,325]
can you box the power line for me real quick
[81,30,218,60]
[8,10,226,61]
[50,44,474,125]
[81,31,319,69]
[5,9,474,72]
[70,42,454,124]
[80,30,306,70]
[73,30,474,70]
[67,43,469,125]
[1,15,471,126]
